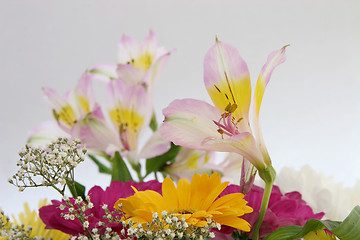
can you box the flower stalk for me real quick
[253,165,276,240]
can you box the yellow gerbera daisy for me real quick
[12,199,69,240]
[115,172,253,232]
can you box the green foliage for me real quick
[111,151,133,182]
[263,205,360,240]
[88,154,111,174]
[149,112,158,132]
[231,230,250,240]
[66,179,86,200]
[145,143,181,177]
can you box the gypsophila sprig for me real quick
[9,137,87,195]
[0,209,40,240]
[121,211,217,240]
[60,195,95,238]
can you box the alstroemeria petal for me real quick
[161,98,258,161]
[160,98,223,151]
[89,63,118,82]
[138,130,171,159]
[143,50,172,93]
[204,39,251,123]
[163,148,216,181]
[107,80,152,151]
[205,133,266,170]
[75,72,96,115]
[43,87,78,130]
[118,35,140,64]
[27,120,69,145]
[253,45,288,163]
[116,64,144,85]
[254,45,288,119]
[78,106,122,156]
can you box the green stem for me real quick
[252,180,273,240]
[130,161,143,182]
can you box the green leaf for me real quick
[263,205,360,240]
[111,151,133,182]
[149,112,158,132]
[66,179,86,200]
[88,154,111,174]
[145,143,181,176]
[332,205,360,240]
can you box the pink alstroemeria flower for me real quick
[91,30,172,93]
[160,39,287,176]
[107,79,152,154]
[41,72,97,132]
[30,72,122,155]
[162,147,216,181]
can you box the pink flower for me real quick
[215,184,324,239]
[160,39,287,186]
[39,180,162,236]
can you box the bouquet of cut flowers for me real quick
[1,31,359,240]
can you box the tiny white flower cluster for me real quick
[74,227,122,240]
[62,196,125,240]
[9,138,87,194]
[0,209,41,240]
[61,195,94,228]
[121,211,219,240]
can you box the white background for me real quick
[1,0,359,215]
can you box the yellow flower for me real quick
[115,172,253,232]
[304,229,337,240]
[12,199,69,240]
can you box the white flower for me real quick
[275,165,360,221]
[83,221,89,228]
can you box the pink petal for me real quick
[27,120,69,145]
[205,132,266,170]
[78,106,122,156]
[116,64,144,85]
[42,87,68,111]
[253,45,288,163]
[160,98,223,151]
[143,50,173,93]
[106,80,152,151]
[75,72,96,115]
[138,130,171,159]
[89,63,118,82]
[204,39,251,121]
[118,35,140,64]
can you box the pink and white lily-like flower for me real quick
[106,79,152,154]
[160,39,287,179]
[29,72,122,155]
[91,30,172,93]
[42,72,96,132]
[162,147,216,181]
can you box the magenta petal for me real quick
[270,199,297,217]
[40,180,163,236]
[39,200,84,235]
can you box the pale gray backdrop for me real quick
[1,0,359,214]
